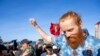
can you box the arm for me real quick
[29,18,52,44]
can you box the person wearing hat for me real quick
[52,45,60,56]
[17,39,34,56]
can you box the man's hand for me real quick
[29,18,37,27]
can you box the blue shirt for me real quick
[53,34,100,56]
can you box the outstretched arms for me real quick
[29,18,52,44]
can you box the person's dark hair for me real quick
[83,28,89,36]
[20,39,31,45]
[46,44,52,48]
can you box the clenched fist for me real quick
[29,18,38,26]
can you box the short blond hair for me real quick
[59,11,82,25]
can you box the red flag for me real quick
[50,23,60,36]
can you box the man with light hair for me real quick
[30,11,100,56]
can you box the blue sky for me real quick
[0,0,100,42]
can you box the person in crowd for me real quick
[17,39,34,56]
[52,45,60,56]
[9,39,18,56]
[41,44,53,56]
[0,37,7,56]
[29,11,100,56]
[35,40,43,56]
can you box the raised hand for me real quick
[29,18,38,27]
[29,18,52,44]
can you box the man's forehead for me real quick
[60,19,76,27]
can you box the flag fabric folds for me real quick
[50,23,60,36]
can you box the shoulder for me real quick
[54,34,65,41]
[52,34,66,47]
[84,35,100,55]
[40,52,46,56]
[86,35,100,43]
[84,35,100,48]
[86,35,100,48]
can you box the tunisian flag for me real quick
[50,23,60,36]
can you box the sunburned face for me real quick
[60,18,84,49]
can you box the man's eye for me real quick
[68,29,73,32]
[63,31,66,34]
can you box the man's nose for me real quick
[65,33,71,37]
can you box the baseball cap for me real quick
[20,39,31,44]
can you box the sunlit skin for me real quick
[59,18,84,49]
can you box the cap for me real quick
[20,39,31,44]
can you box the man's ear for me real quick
[80,20,83,27]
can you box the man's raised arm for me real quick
[29,18,52,44]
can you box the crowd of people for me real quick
[0,37,60,56]
[0,11,100,56]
